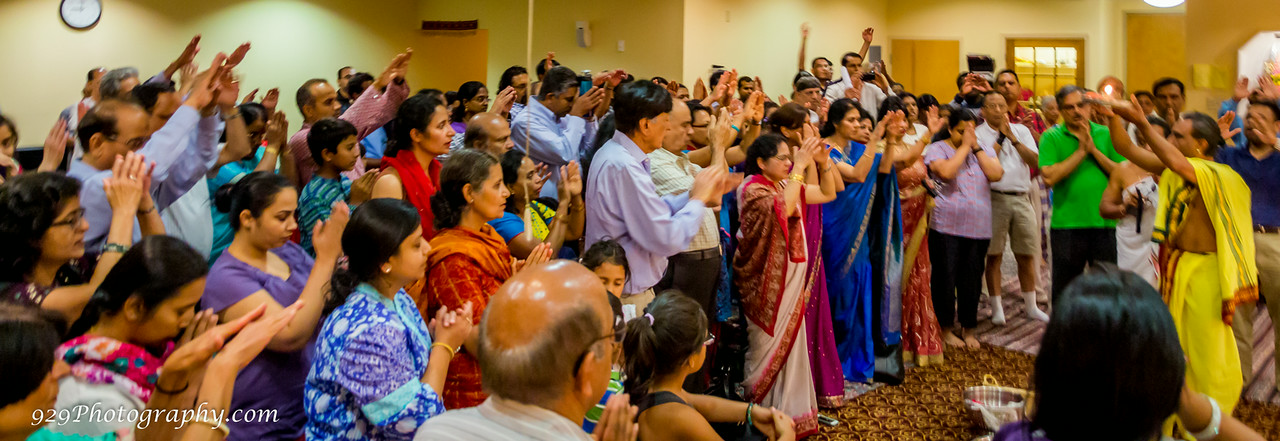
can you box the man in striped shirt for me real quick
[416,261,635,441]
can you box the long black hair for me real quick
[0,304,66,408]
[68,236,208,338]
[0,172,82,283]
[621,291,708,406]
[431,148,500,230]
[819,98,863,138]
[744,132,788,177]
[326,199,421,315]
[1030,264,1184,441]
[386,94,446,159]
[450,81,487,123]
[213,171,293,231]
[932,104,975,143]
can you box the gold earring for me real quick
[382,266,391,273]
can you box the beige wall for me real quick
[420,0,685,92]
[1184,0,1280,113]
[0,0,425,141]
[683,0,889,100]
[886,0,1182,98]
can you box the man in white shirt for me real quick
[824,51,893,121]
[977,91,1049,324]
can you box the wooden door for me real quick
[419,30,489,90]
[1126,13,1186,94]
[891,39,960,100]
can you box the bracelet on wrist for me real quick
[102,243,130,254]
[221,111,241,122]
[1189,394,1222,440]
[744,402,755,426]
[190,417,231,437]
[137,205,156,214]
[431,342,457,358]
[787,173,806,183]
[155,380,190,395]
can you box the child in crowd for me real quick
[579,239,629,432]
[299,118,376,256]
[622,291,796,441]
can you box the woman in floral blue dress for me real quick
[304,199,474,441]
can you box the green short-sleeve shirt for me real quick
[1038,122,1126,229]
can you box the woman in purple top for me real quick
[994,265,1264,441]
[922,107,1002,349]
[449,81,489,135]
[203,171,349,441]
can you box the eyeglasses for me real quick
[770,153,792,162]
[703,331,716,347]
[106,134,150,150]
[572,319,626,375]
[49,208,86,229]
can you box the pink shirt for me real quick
[289,81,409,185]
[924,140,997,239]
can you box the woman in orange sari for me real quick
[423,149,552,409]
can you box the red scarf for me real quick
[732,174,806,335]
[381,150,441,239]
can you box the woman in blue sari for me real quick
[820,99,898,383]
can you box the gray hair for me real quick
[1041,95,1057,107]
[99,67,140,100]
[476,304,605,406]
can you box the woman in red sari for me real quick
[733,132,838,438]
[423,149,552,409]
[371,94,450,240]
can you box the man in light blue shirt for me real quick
[512,66,605,199]
[69,67,222,252]
[584,81,738,312]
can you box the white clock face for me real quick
[60,0,102,30]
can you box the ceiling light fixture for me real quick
[1144,0,1184,7]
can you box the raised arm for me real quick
[798,23,811,72]
[1081,133,1118,176]
[218,204,348,352]
[802,138,837,204]
[859,28,874,61]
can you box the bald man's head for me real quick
[478,260,614,412]
[463,112,514,158]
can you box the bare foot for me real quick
[944,332,966,347]
[963,334,981,349]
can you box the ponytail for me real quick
[619,291,707,407]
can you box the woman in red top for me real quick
[372,94,451,240]
[423,149,551,409]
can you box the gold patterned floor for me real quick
[812,344,1280,441]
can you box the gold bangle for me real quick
[190,417,230,437]
[788,173,805,183]
[431,342,456,358]
[263,147,279,156]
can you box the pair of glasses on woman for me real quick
[49,208,87,228]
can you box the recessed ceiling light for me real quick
[1144,0,1184,7]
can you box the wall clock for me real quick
[60,0,102,30]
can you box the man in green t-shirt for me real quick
[1039,85,1126,303]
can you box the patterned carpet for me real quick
[813,295,1280,440]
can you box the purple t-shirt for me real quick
[203,242,315,441]
[924,140,996,239]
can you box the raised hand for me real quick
[104,153,147,213]
[183,53,227,111]
[168,35,201,75]
[492,86,517,115]
[845,85,862,102]
[960,122,978,150]
[1258,75,1280,102]
[162,309,220,375]
[754,76,764,97]
[693,78,708,101]
[38,119,69,172]
[213,302,302,372]
[374,49,414,91]
[666,80,681,97]
[591,393,639,441]
[512,243,553,273]
[1218,111,1241,144]
[312,201,350,260]
[801,22,811,39]
[571,87,605,117]
[708,108,736,151]
[432,302,474,349]
[817,98,831,121]
[215,68,241,111]
[350,171,379,204]
[225,42,251,69]
[543,52,556,74]
[1233,77,1251,102]
[261,88,280,114]
[926,106,945,134]
[263,111,289,148]
[777,94,790,106]
[863,27,875,43]
[241,88,259,105]
[177,62,198,96]
[561,161,583,197]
